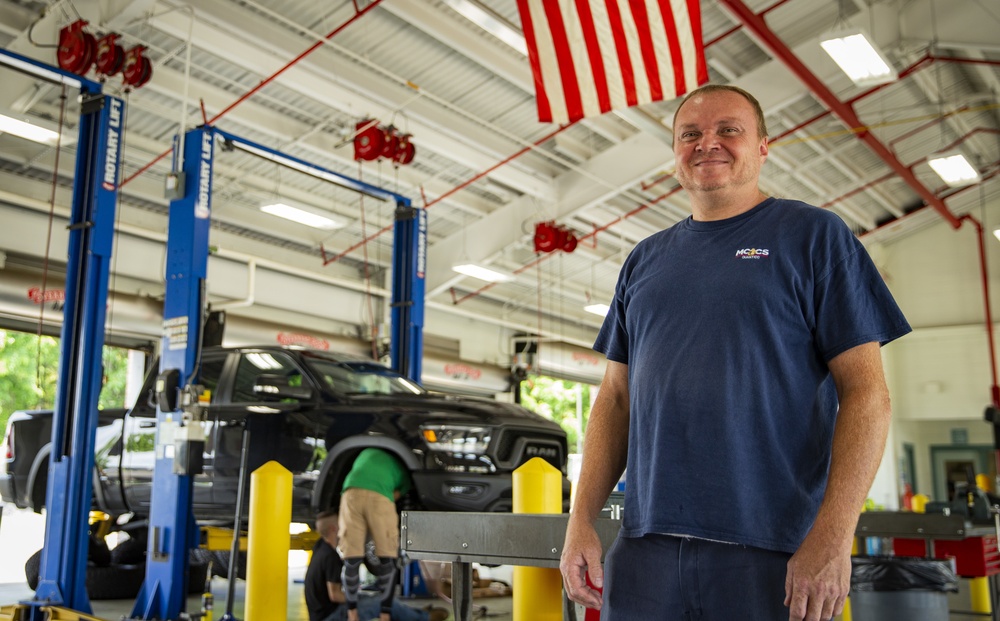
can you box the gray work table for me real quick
[400,511,622,621]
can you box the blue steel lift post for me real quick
[390,203,426,383]
[129,128,420,620]
[212,129,421,381]
[130,126,214,621]
[0,50,124,620]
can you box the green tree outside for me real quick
[520,375,594,453]
[0,329,131,435]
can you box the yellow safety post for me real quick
[971,577,992,614]
[513,457,563,621]
[245,460,293,621]
[841,535,860,621]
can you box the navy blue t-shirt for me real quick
[595,197,911,554]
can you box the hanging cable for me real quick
[35,84,68,404]
[356,162,379,361]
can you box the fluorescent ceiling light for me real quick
[927,152,981,187]
[0,53,87,90]
[452,263,513,282]
[260,202,343,230]
[0,113,68,146]
[442,0,527,55]
[819,29,897,87]
[993,228,1000,244]
[584,303,610,317]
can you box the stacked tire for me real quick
[26,533,208,600]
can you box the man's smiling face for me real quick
[672,89,768,195]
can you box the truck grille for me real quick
[494,429,564,470]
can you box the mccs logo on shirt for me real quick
[735,248,769,259]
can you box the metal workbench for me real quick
[400,512,622,621]
[855,511,1000,620]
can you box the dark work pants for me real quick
[600,533,793,621]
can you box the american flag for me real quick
[516,0,708,124]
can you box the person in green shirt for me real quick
[337,448,412,621]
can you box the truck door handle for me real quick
[138,421,157,428]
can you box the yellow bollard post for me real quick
[244,460,293,621]
[971,576,992,614]
[513,457,563,621]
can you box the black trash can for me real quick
[850,556,959,621]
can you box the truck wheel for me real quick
[26,549,209,598]
[25,550,142,599]
[24,550,41,590]
[30,464,47,514]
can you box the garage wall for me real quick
[876,194,1000,505]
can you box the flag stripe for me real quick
[590,0,629,112]
[575,0,612,114]
[542,1,585,124]
[516,0,553,122]
[516,0,708,124]
[645,0,678,97]
[685,0,709,87]
[656,0,687,96]
[627,0,663,102]
[603,0,639,108]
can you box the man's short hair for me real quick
[316,508,338,526]
[673,84,768,140]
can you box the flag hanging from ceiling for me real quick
[516,0,708,124]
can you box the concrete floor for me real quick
[3,503,994,620]
[0,503,512,621]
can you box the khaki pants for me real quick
[337,488,399,558]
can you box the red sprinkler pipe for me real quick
[120,0,385,188]
[321,123,575,265]
[959,214,1000,408]
[719,0,962,229]
[450,184,685,305]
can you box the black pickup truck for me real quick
[1,345,571,526]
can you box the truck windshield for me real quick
[307,359,426,396]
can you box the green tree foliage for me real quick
[0,330,60,434]
[99,346,130,409]
[0,329,132,434]
[520,375,593,453]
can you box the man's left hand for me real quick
[783,534,850,621]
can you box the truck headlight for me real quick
[421,424,492,455]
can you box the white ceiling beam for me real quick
[131,61,494,218]
[425,131,674,295]
[149,4,556,202]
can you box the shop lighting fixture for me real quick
[452,263,513,283]
[927,151,981,187]
[0,113,70,146]
[0,51,88,90]
[260,201,343,230]
[584,303,610,317]
[442,0,527,55]
[819,29,897,87]
[992,228,1000,244]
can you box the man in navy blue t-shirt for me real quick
[560,85,910,621]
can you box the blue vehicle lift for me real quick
[213,128,423,382]
[0,50,124,620]
[129,125,423,620]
